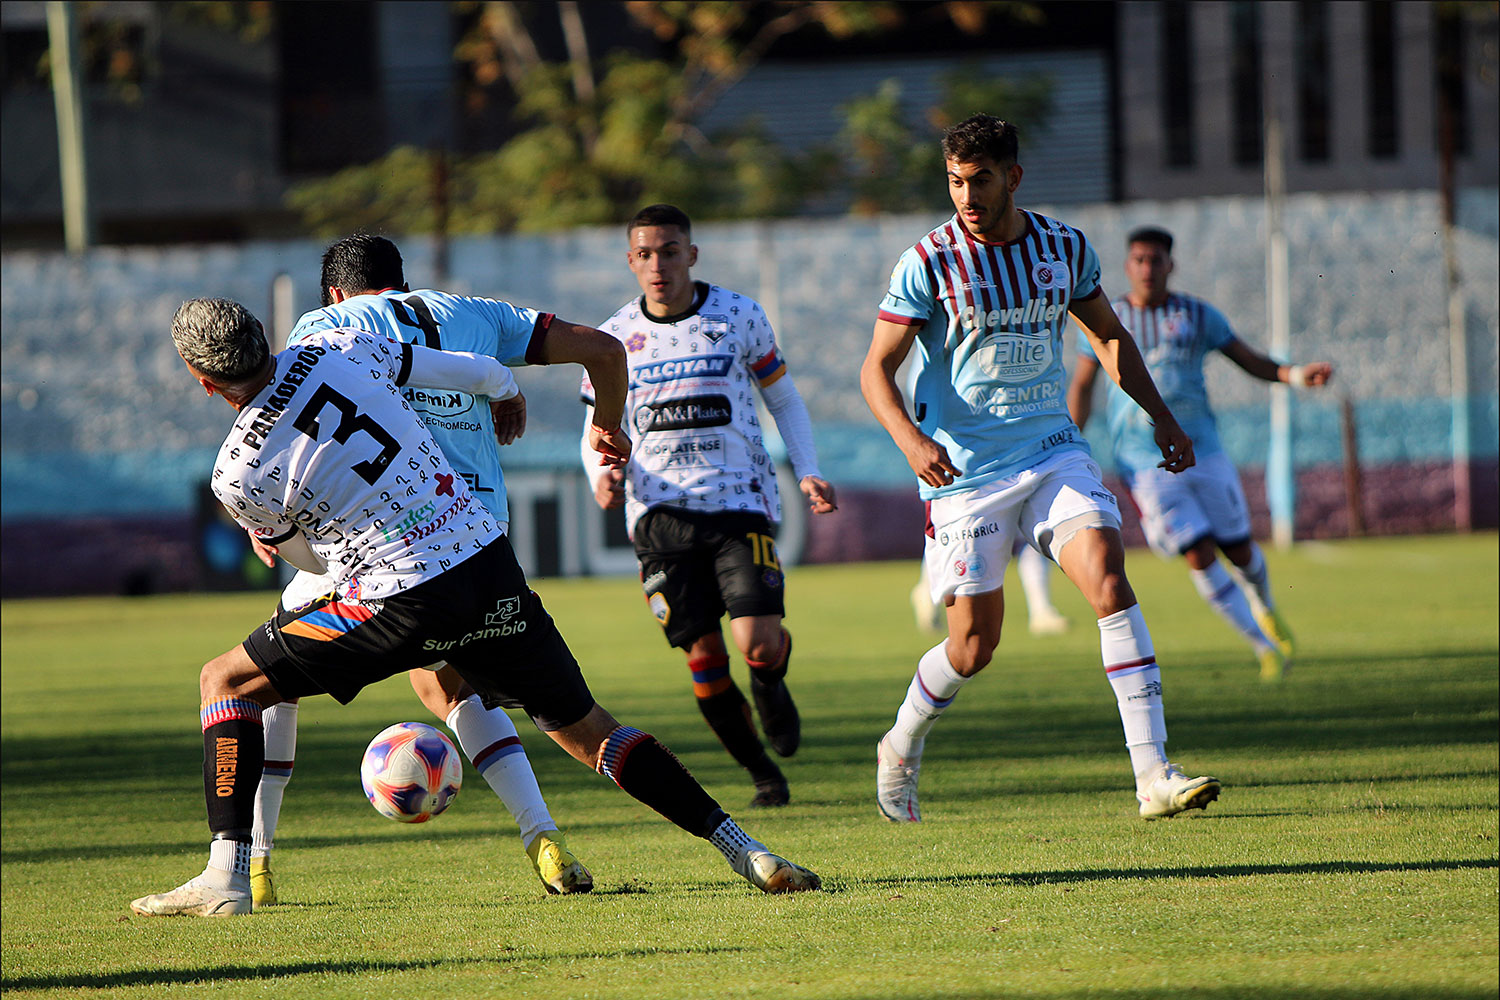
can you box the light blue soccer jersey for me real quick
[878,211,1102,499]
[287,289,551,523]
[1075,292,1235,475]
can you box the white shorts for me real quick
[924,449,1121,603]
[1126,451,1251,557]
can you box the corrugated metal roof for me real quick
[696,52,1112,205]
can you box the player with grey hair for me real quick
[131,297,820,918]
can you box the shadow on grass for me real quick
[0,944,745,992]
[836,856,1498,892]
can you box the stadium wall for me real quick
[3,190,1496,596]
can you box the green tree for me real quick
[287,1,1046,236]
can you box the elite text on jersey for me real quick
[878,211,1102,499]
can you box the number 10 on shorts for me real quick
[747,533,780,571]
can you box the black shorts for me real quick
[633,506,786,649]
[244,536,594,731]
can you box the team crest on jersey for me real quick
[932,229,956,248]
[1031,258,1071,291]
[698,315,730,343]
[648,592,671,627]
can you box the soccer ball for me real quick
[359,722,463,823]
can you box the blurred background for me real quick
[1,0,1496,597]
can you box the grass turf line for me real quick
[1,533,1496,999]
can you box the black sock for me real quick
[697,684,782,783]
[200,698,264,841]
[595,726,725,838]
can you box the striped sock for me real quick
[1189,563,1275,652]
[447,695,554,848]
[887,642,970,759]
[252,701,297,857]
[200,697,264,842]
[1097,606,1169,778]
[596,726,724,837]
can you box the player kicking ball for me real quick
[245,234,627,905]
[861,115,1220,824]
[130,298,819,917]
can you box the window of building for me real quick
[1230,1,1262,166]
[1296,1,1330,162]
[1366,1,1399,158]
[1433,5,1470,156]
[1161,1,1195,167]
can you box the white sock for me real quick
[1189,562,1275,653]
[446,696,555,848]
[251,701,298,858]
[708,815,767,873]
[1228,544,1274,612]
[887,642,971,759]
[1016,545,1060,616]
[204,838,252,890]
[1098,605,1169,780]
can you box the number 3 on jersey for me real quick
[747,532,780,571]
[293,384,401,485]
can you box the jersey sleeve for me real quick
[1201,301,1238,352]
[212,481,296,545]
[877,247,935,326]
[742,300,789,389]
[467,295,552,367]
[1070,232,1103,302]
[286,308,338,346]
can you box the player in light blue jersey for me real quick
[1068,227,1333,682]
[863,115,1220,824]
[246,234,633,903]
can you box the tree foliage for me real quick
[288,1,1052,236]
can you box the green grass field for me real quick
[2,534,1496,999]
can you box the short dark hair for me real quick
[1127,227,1174,254]
[319,233,405,306]
[941,114,1019,166]
[171,297,269,383]
[627,203,692,237]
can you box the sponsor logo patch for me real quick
[649,592,671,627]
[634,394,733,433]
[632,354,733,385]
[639,434,725,468]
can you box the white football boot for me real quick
[131,872,252,917]
[1136,763,1221,820]
[876,734,922,822]
[736,848,822,894]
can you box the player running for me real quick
[581,204,838,808]
[245,234,601,904]
[861,114,1220,823]
[131,298,820,917]
[1068,227,1333,683]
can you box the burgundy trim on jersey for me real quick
[394,342,414,386]
[524,313,556,365]
[877,309,924,326]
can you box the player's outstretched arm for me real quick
[579,405,627,507]
[1072,293,1194,473]
[861,318,962,488]
[1221,340,1334,388]
[539,321,631,463]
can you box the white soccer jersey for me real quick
[582,282,792,534]
[212,330,505,600]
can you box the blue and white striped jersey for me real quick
[878,210,1103,499]
[1075,292,1235,475]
